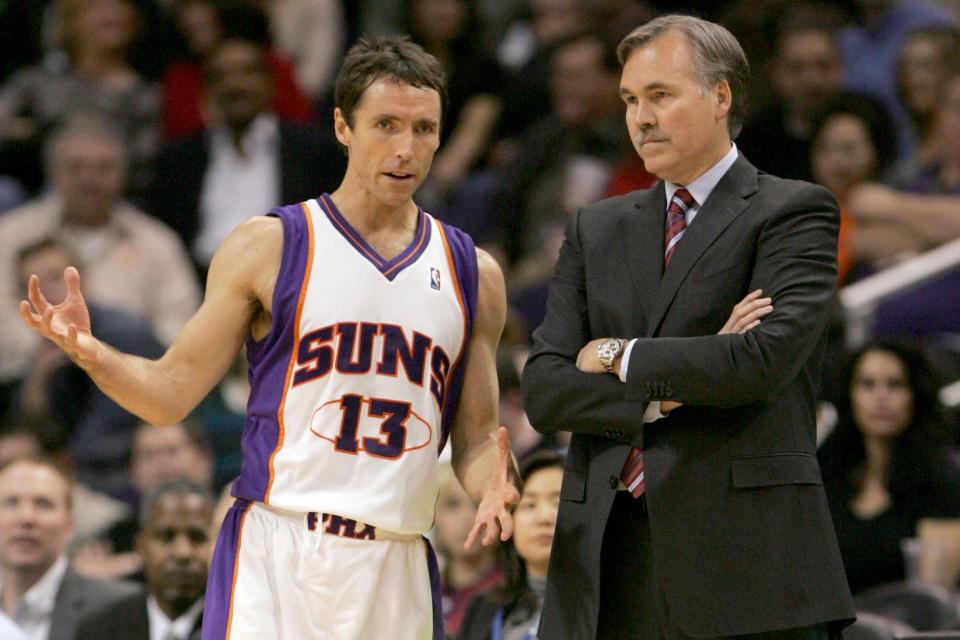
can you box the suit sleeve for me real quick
[522,208,647,436]
[624,183,839,407]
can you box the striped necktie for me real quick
[664,187,695,266]
[619,188,698,499]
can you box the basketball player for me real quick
[20,37,520,639]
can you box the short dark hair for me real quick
[139,478,215,528]
[132,420,210,458]
[334,36,448,129]
[810,92,898,179]
[617,15,751,139]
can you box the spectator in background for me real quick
[0,425,130,544]
[496,30,628,274]
[809,92,897,283]
[890,70,960,195]
[0,0,159,200]
[257,0,346,104]
[403,0,504,208]
[738,3,844,182]
[0,116,199,386]
[154,37,343,272]
[0,455,136,640]
[458,452,563,640]
[73,422,214,582]
[496,0,595,142]
[837,0,953,156]
[10,238,165,493]
[434,464,502,638]
[160,0,315,141]
[76,479,214,640]
[818,340,960,594]
[895,24,960,167]
[841,73,960,272]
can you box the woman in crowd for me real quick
[0,0,159,199]
[809,92,897,281]
[435,463,503,638]
[818,340,960,594]
[458,451,563,640]
[896,24,960,164]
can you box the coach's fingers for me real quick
[732,304,773,333]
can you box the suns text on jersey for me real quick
[291,322,452,408]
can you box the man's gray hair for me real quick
[43,112,129,175]
[617,15,751,138]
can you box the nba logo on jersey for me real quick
[430,267,441,291]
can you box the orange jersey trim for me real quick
[435,220,471,413]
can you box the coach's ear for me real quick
[334,108,352,150]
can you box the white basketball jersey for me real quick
[233,195,478,534]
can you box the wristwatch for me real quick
[596,338,628,374]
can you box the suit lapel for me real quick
[645,155,759,337]
[623,182,667,321]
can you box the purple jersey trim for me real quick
[234,203,312,502]
[318,193,430,281]
[202,498,251,640]
[436,220,478,454]
[424,537,445,640]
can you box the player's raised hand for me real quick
[718,289,772,335]
[19,266,99,367]
[464,427,521,549]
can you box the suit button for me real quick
[608,475,619,490]
[664,386,673,398]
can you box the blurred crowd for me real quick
[1,0,960,638]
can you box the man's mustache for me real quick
[635,130,668,145]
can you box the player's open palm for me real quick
[20,266,98,366]
[464,427,520,549]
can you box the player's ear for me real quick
[334,108,352,148]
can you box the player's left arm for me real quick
[449,248,521,549]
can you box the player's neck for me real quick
[329,181,419,237]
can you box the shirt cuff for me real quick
[642,401,665,423]
[618,339,637,382]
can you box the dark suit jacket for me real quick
[74,589,203,640]
[522,154,856,639]
[152,121,345,254]
[48,566,138,640]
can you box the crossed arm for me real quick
[523,185,839,434]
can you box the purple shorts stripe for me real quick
[423,536,444,640]
[202,499,252,640]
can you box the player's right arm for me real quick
[19,216,283,426]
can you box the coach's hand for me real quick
[20,266,100,368]
[465,427,520,549]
